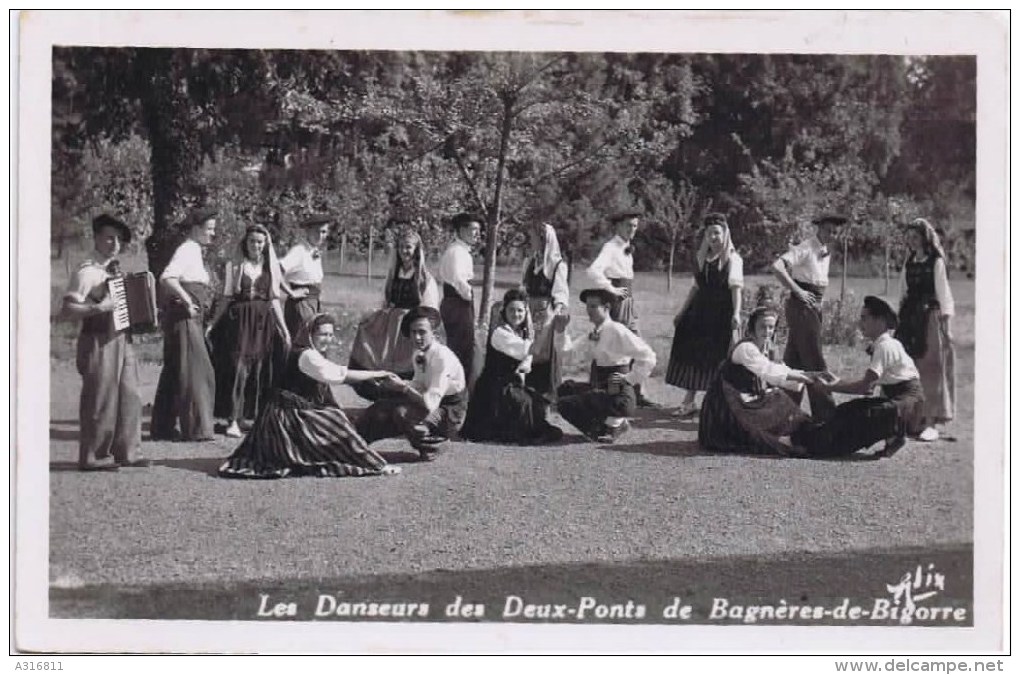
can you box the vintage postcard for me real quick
[13,10,1008,655]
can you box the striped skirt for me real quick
[218,390,389,479]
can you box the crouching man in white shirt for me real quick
[556,288,656,443]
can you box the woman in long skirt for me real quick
[219,313,401,478]
[209,224,292,438]
[521,222,572,400]
[894,218,956,442]
[151,207,218,441]
[462,289,564,444]
[348,227,440,400]
[698,305,815,456]
[666,213,743,417]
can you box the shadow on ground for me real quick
[50,543,972,626]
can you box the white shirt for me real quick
[64,258,114,303]
[731,341,804,394]
[279,242,324,285]
[868,331,920,386]
[898,255,955,317]
[160,239,210,285]
[780,236,831,287]
[490,325,533,360]
[704,252,745,288]
[586,235,634,289]
[412,342,467,412]
[298,349,348,383]
[589,318,656,386]
[437,238,474,301]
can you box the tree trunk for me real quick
[841,237,849,302]
[367,226,374,281]
[478,94,516,328]
[136,49,202,279]
[667,229,677,292]
[339,231,347,274]
[884,240,890,295]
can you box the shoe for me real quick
[117,458,154,468]
[671,402,698,418]
[877,435,907,459]
[917,427,940,442]
[600,419,631,443]
[239,419,255,432]
[79,459,120,472]
[225,422,242,438]
[636,396,661,409]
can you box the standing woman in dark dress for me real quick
[666,213,744,417]
[348,227,440,399]
[698,305,815,456]
[219,313,401,479]
[151,207,218,441]
[209,224,292,438]
[894,218,956,442]
[521,222,572,399]
[462,288,564,444]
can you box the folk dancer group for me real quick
[63,209,956,475]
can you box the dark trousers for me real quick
[557,367,636,437]
[284,286,321,336]
[151,315,216,440]
[356,392,468,443]
[783,290,836,420]
[440,289,475,378]
[76,331,141,466]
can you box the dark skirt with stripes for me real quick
[698,367,812,456]
[211,297,284,421]
[151,282,216,441]
[218,389,388,479]
[666,267,734,392]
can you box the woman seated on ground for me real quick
[698,304,816,456]
[461,288,565,445]
[218,313,401,479]
[348,226,441,400]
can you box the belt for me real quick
[290,283,321,298]
[609,278,633,289]
[793,281,826,298]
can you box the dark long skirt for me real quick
[283,285,321,337]
[462,375,556,444]
[440,292,475,378]
[666,286,734,392]
[791,379,925,457]
[152,285,216,440]
[211,298,283,421]
[556,377,636,439]
[218,390,388,479]
[76,329,142,466]
[783,288,836,420]
[347,307,417,401]
[525,316,563,400]
[698,373,811,456]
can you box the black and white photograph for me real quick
[13,10,1008,657]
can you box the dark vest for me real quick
[523,259,562,300]
[483,329,527,380]
[387,275,421,310]
[280,350,337,407]
[719,339,768,397]
[904,254,939,309]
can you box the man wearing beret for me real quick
[556,288,657,442]
[61,214,148,470]
[280,215,331,336]
[586,210,659,408]
[771,213,844,420]
[792,296,925,458]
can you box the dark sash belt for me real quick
[443,283,472,300]
[793,281,826,301]
[609,278,633,289]
[290,283,321,298]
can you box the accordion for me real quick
[108,272,159,332]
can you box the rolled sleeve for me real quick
[619,327,656,385]
[298,349,349,384]
[64,265,104,303]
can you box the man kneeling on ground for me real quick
[355,306,468,462]
[556,288,657,443]
[792,295,925,459]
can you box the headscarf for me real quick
[745,304,780,359]
[385,227,432,305]
[498,287,532,340]
[294,312,338,351]
[906,217,947,261]
[696,213,736,272]
[225,224,282,298]
[533,223,564,280]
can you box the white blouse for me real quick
[586,235,634,289]
[279,242,324,285]
[490,325,533,360]
[160,240,209,285]
[411,342,467,412]
[589,319,656,385]
[437,238,474,301]
[779,236,831,287]
[298,349,348,384]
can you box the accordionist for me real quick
[61,214,148,471]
